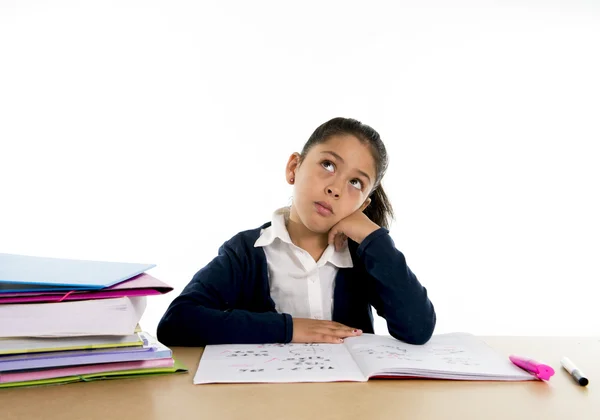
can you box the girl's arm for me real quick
[156,239,293,346]
[357,228,436,345]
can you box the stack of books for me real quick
[0,253,188,388]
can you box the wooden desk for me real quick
[2,337,598,420]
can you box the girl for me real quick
[157,117,436,346]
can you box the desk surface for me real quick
[2,336,599,420]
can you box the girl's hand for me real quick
[328,208,380,251]
[291,318,362,343]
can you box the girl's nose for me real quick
[327,187,340,198]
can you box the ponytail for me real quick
[363,185,394,230]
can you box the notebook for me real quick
[0,332,146,355]
[0,253,155,293]
[193,333,536,384]
[0,357,175,384]
[0,273,172,304]
[0,360,189,388]
[0,296,146,337]
[0,339,171,371]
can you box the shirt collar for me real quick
[254,207,293,247]
[320,242,353,268]
[254,207,353,268]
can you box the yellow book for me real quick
[0,332,146,355]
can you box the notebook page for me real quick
[344,333,534,381]
[194,342,366,384]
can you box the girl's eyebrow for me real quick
[320,151,372,184]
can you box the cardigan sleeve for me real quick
[356,228,436,345]
[156,238,293,346]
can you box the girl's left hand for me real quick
[328,209,380,251]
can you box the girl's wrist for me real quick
[352,221,380,244]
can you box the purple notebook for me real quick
[0,341,172,372]
[0,273,172,304]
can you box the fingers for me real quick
[334,233,347,251]
[326,320,361,334]
[315,322,362,343]
[315,334,346,344]
[313,334,350,344]
[328,226,347,251]
[328,227,338,246]
[314,330,362,344]
[326,320,355,331]
[291,318,362,344]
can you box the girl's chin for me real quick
[301,215,334,234]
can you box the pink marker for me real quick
[509,355,555,380]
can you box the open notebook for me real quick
[194,333,535,384]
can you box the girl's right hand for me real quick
[291,318,362,343]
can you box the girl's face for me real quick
[287,134,377,234]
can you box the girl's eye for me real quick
[321,160,335,172]
[350,179,363,190]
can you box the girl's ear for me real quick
[286,152,301,185]
[359,198,371,212]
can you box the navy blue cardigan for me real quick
[157,224,436,346]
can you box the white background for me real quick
[1,1,598,337]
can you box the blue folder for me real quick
[0,253,155,293]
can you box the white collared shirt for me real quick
[254,207,353,320]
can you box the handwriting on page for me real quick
[216,344,337,373]
[353,344,481,366]
[223,350,271,357]
[195,341,369,384]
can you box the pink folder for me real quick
[0,358,175,384]
[0,273,172,304]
